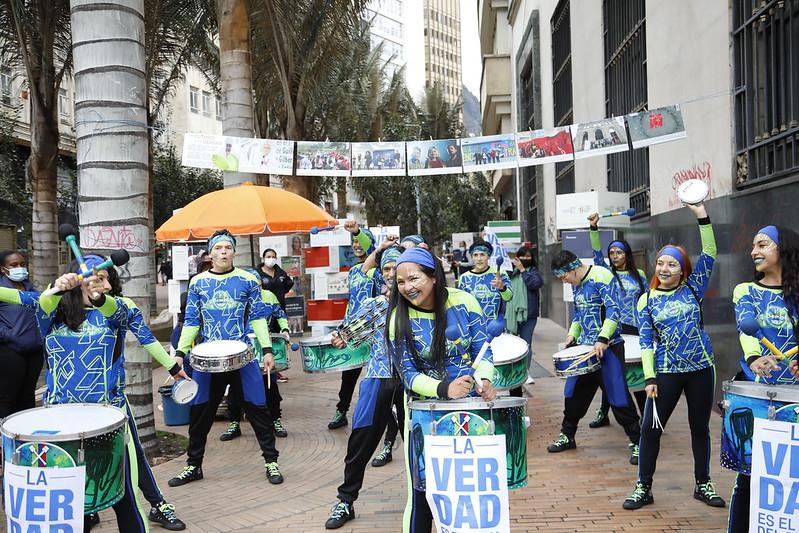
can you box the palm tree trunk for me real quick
[70,0,156,451]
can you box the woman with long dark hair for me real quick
[623,202,725,511]
[727,225,799,532]
[586,212,648,428]
[385,247,495,533]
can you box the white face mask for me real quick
[7,267,28,282]
[263,258,278,268]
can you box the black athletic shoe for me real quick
[219,421,241,441]
[273,418,288,438]
[629,443,640,465]
[168,465,203,487]
[694,481,726,507]
[546,433,576,453]
[589,408,610,428]
[149,501,186,530]
[85,513,100,530]
[328,410,348,429]
[265,462,284,484]
[372,442,393,467]
[623,482,654,510]
[325,501,355,529]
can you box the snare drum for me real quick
[552,345,600,378]
[491,334,529,390]
[248,333,290,372]
[409,397,529,491]
[720,380,799,474]
[622,334,645,392]
[1,404,128,513]
[299,335,371,373]
[190,339,254,373]
[171,379,198,405]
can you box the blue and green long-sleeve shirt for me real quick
[637,221,716,380]
[733,281,799,385]
[590,229,646,328]
[457,267,512,320]
[567,265,622,345]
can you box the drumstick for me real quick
[739,318,786,359]
[562,350,599,372]
[785,346,798,358]
[310,223,343,234]
[266,366,271,389]
[599,208,636,218]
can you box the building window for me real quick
[215,96,222,121]
[202,91,211,117]
[733,0,799,187]
[551,0,574,194]
[58,88,71,124]
[603,0,649,215]
[189,86,199,113]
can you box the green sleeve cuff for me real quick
[252,319,272,349]
[39,292,62,315]
[568,321,582,339]
[354,230,373,252]
[0,287,22,305]
[590,228,601,252]
[95,295,118,317]
[474,361,495,383]
[177,325,200,354]
[278,318,289,331]
[642,348,656,380]
[699,222,717,258]
[143,341,176,370]
[500,286,513,301]
[738,333,761,359]
[411,373,441,398]
[599,319,618,340]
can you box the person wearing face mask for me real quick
[0,250,43,418]
[328,221,379,430]
[452,240,471,279]
[507,246,543,397]
[324,240,406,529]
[586,212,649,430]
[623,202,725,511]
[259,248,294,309]
[457,239,512,321]
[726,225,799,532]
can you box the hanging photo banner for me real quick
[516,127,574,166]
[626,105,688,149]
[461,134,518,173]
[571,117,629,159]
[296,141,352,177]
[182,133,294,174]
[407,139,463,176]
[749,418,799,532]
[351,142,406,176]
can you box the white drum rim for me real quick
[491,334,529,364]
[191,339,249,357]
[677,179,709,205]
[625,356,643,364]
[172,380,199,404]
[0,404,127,442]
[408,396,527,411]
[552,345,595,360]
[723,379,799,402]
[300,335,333,347]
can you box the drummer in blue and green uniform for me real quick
[0,260,186,532]
[324,237,405,529]
[169,229,284,487]
[586,212,649,428]
[623,201,725,511]
[547,249,641,463]
[385,247,496,533]
[457,239,512,321]
[727,225,799,533]
[327,220,380,430]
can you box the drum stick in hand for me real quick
[740,318,785,359]
[266,366,271,389]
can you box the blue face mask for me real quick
[7,267,28,282]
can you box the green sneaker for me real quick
[325,500,355,529]
[328,410,348,429]
[274,418,288,438]
[694,481,725,507]
[623,482,653,510]
[629,443,640,465]
[546,433,576,453]
[148,501,186,530]
[589,408,610,428]
[219,421,241,441]
[167,465,203,487]
[371,442,393,467]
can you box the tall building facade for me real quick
[423,0,463,107]
[366,0,406,73]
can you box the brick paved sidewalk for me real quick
[2,319,736,532]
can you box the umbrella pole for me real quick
[250,235,257,269]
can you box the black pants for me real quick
[728,473,750,533]
[187,370,278,466]
[228,377,282,421]
[0,345,43,418]
[561,344,640,443]
[337,378,404,503]
[126,402,164,507]
[407,487,434,532]
[599,388,647,418]
[336,367,363,413]
[638,366,715,486]
[384,379,405,445]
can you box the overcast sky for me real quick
[460,0,481,97]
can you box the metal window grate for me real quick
[603,0,649,215]
[733,0,799,187]
[552,0,574,195]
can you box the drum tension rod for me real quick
[767,390,777,421]
[79,434,85,464]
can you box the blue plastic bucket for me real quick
[159,385,191,426]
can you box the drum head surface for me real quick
[300,335,332,347]
[491,334,529,364]
[677,179,709,205]
[172,380,199,404]
[621,335,643,362]
[723,380,799,403]
[552,345,594,360]
[1,404,126,440]
[409,396,527,412]
[192,339,248,357]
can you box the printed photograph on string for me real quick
[182,133,294,174]
[461,133,518,172]
[406,139,463,175]
[626,105,688,148]
[516,127,574,166]
[296,141,352,176]
[570,117,629,159]
[351,141,407,176]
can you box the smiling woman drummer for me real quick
[385,247,495,533]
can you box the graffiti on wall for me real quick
[668,161,712,208]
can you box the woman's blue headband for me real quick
[396,247,436,270]
[757,226,779,245]
[658,245,685,266]
[608,240,629,254]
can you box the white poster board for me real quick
[424,435,510,533]
[4,463,85,532]
[326,272,350,299]
[167,279,183,314]
[310,220,351,247]
[258,236,290,258]
[368,225,401,248]
[172,245,190,281]
[749,418,799,532]
[452,232,476,249]
[556,191,631,230]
